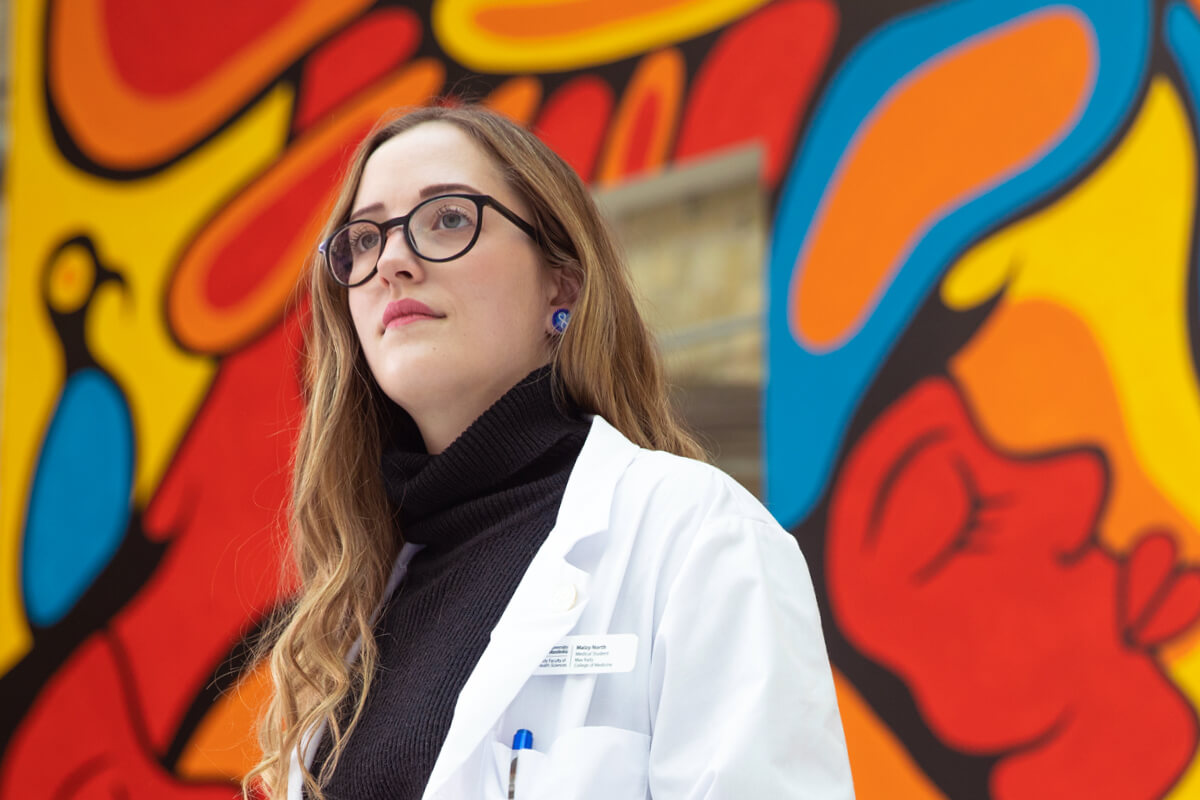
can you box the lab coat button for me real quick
[551,583,577,611]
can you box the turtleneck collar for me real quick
[379,365,590,550]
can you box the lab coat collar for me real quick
[423,413,640,799]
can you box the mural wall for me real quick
[3,0,1200,797]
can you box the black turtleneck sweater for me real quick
[308,365,591,800]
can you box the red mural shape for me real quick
[102,0,305,95]
[596,48,684,184]
[533,76,614,182]
[50,0,369,169]
[168,60,444,354]
[1,634,239,799]
[1,313,306,796]
[115,313,304,750]
[827,377,1200,800]
[1124,532,1200,648]
[293,7,422,132]
[202,161,338,312]
[674,0,838,186]
[626,93,662,175]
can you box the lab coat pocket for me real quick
[535,726,651,800]
[489,727,650,800]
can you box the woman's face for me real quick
[346,121,567,434]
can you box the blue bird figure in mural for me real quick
[22,236,135,628]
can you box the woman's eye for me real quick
[435,207,473,230]
[350,230,380,252]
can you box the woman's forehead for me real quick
[354,122,507,210]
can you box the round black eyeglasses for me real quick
[318,193,538,287]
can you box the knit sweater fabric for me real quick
[308,365,591,800]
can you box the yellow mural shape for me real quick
[2,0,294,672]
[940,77,1200,800]
[942,76,1200,554]
[432,0,770,73]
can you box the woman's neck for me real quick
[379,362,589,549]
[400,359,554,454]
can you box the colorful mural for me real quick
[3,1,1200,797]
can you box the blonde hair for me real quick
[244,105,706,799]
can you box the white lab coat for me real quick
[287,414,855,799]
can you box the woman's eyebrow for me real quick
[418,182,481,199]
[348,202,383,220]
[349,184,483,220]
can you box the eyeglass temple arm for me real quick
[486,199,539,242]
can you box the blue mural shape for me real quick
[22,368,134,626]
[764,0,1151,527]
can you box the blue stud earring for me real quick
[551,308,571,334]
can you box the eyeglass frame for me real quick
[317,192,540,288]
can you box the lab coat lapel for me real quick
[424,415,639,799]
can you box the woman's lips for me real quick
[382,298,443,329]
[385,313,439,329]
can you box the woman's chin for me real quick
[375,366,460,411]
[374,344,446,379]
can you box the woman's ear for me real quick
[546,262,582,308]
[544,263,582,336]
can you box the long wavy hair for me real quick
[243,104,706,799]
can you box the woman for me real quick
[244,105,854,800]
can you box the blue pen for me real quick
[508,729,534,799]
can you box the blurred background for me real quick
[3,1,1200,798]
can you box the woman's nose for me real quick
[376,229,424,282]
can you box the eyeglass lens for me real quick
[327,196,481,285]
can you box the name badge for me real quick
[533,634,638,675]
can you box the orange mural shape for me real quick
[832,671,949,800]
[791,8,1095,350]
[49,0,371,170]
[475,0,711,37]
[167,60,445,355]
[177,660,273,782]
[483,76,544,125]
[597,48,686,185]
